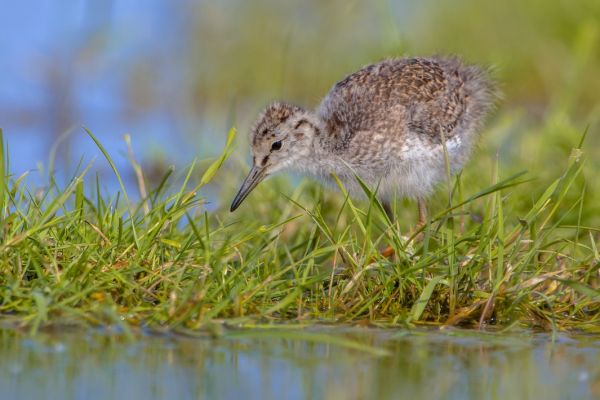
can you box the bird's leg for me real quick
[380,200,395,258]
[411,198,428,241]
[417,198,428,229]
[382,200,394,223]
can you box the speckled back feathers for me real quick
[317,57,496,150]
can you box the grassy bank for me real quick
[0,123,598,335]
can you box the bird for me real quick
[230,56,496,229]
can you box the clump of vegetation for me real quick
[0,125,597,335]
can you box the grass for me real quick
[0,117,598,336]
[1,0,599,338]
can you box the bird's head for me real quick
[230,102,320,211]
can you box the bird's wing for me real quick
[319,58,468,147]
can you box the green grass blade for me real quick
[409,276,445,322]
[84,127,139,249]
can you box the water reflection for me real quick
[1,327,598,400]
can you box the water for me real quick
[1,327,598,400]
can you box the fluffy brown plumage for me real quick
[231,56,497,224]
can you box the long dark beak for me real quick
[230,164,268,212]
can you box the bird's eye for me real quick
[271,140,282,151]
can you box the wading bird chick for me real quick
[230,57,496,227]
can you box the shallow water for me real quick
[1,327,598,400]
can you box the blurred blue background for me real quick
[1,0,598,197]
[1,1,203,188]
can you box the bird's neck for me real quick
[289,114,349,179]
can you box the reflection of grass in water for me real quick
[1,327,598,399]
[0,117,598,335]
